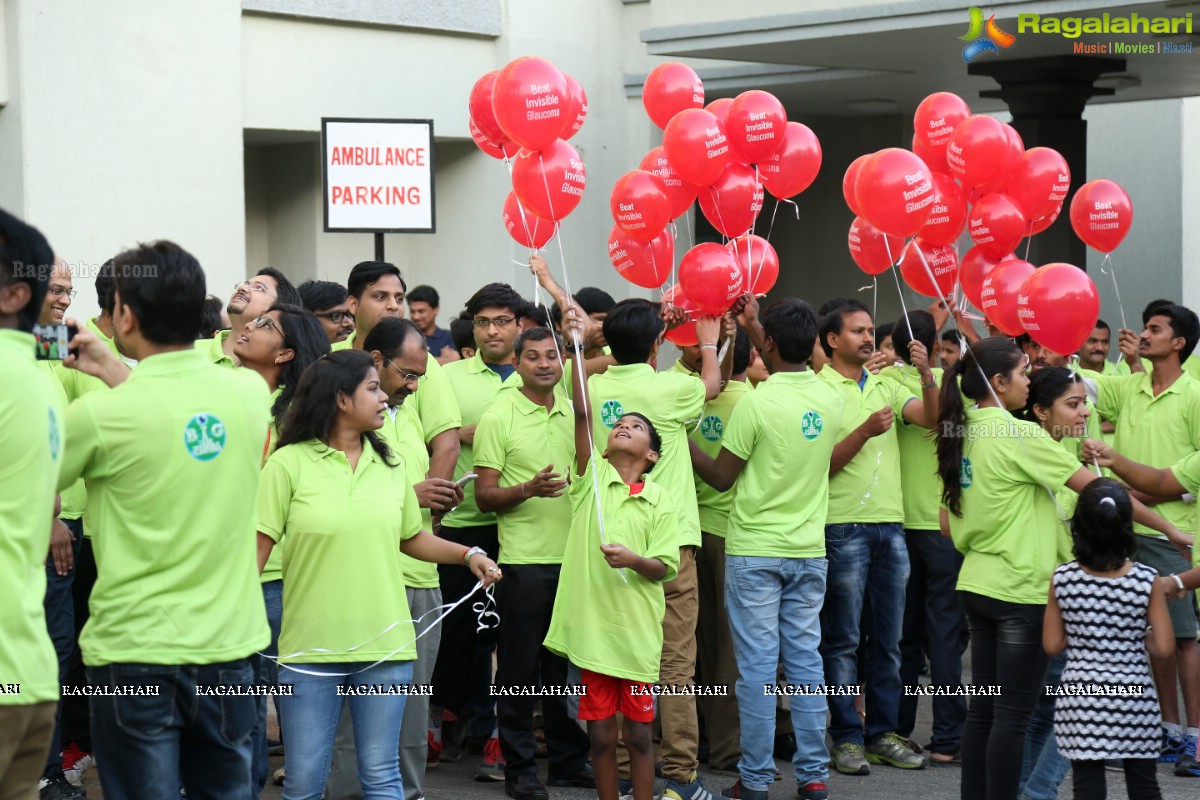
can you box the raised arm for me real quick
[694,317,723,401]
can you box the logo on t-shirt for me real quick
[48,407,60,462]
[800,411,823,440]
[699,414,724,442]
[184,414,226,461]
[960,456,974,489]
[601,399,625,429]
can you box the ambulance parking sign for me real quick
[322,118,436,233]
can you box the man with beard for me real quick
[298,279,355,345]
[199,267,299,367]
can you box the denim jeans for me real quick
[43,518,83,773]
[278,660,414,800]
[821,522,909,745]
[725,555,828,791]
[1018,652,1070,800]
[252,579,284,791]
[86,658,257,800]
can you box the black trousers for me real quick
[495,563,589,777]
[1072,758,1161,800]
[61,533,97,752]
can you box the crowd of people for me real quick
[2,202,1200,800]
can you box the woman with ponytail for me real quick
[935,339,1184,800]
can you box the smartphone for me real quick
[33,323,78,361]
[456,472,479,487]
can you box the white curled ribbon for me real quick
[472,583,500,633]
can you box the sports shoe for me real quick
[865,732,928,769]
[474,736,506,782]
[547,763,595,788]
[1175,735,1200,777]
[663,772,718,800]
[1160,731,1186,762]
[829,742,870,775]
[426,729,441,767]
[618,778,634,800]
[39,775,85,799]
[60,743,93,787]
[798,782,829,800]
[504,771,549,800]
[720,780,768,800]
[273,767,286,786]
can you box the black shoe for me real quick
[505,772,549,800]
[547,764,596,788]
[40,776,86,800]
[774,732,797,759]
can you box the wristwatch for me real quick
[463,546,487,566]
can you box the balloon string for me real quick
[884,236,916,342]
[912,237,952,308]
[1023,221,1033,263]
[1099,252,1129,332]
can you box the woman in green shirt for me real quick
[256,350,501,800]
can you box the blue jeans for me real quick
[86,658,257,800]
[252,579,284,791]
[1018,652,1070,800]
[821,522,909,745]
[278,660,414,800]
[725,555,829,791]
[43,518,83,774]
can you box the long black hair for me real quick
[1018,366,1085,434]
[1071,478,1136,571]
[936,337,1025,516]
[276,349,394,466]
[269,303,331,422]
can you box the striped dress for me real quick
[1052,560,1161,760]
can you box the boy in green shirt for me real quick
[545,308,678,800]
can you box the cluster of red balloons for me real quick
[470,58,589,250]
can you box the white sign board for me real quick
[322,118,435,233]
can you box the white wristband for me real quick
[1182,492,1196,504]
[1171,574,1186,592]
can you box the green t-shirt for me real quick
[379,402,440,588]
[879,366,943,531]
[820,367,917,524]
[0,330,65,705]
[86,317,136,366]
[689,378,751,537]
[260,385,286,584]
[258,440,422,663]
[38,362,97,520]
[587,363,705,547]
[441,353,521,528]
[543,457,679,682]
[473,389,575,564]
[1169,450,1200,567]
[57,349,271,666]
[1095,371,1200,535]
[948,406,1082,604]
[196,329,236,368]
[722,371,844,557]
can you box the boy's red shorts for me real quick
[578,669,655,723]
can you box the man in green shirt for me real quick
[298,279,356,345]
[474,326,592,799]
[817,299,935,775]
[1085,302,1200,762]
[197,266,299,367]
[58,241,271,799]
[0,208,65,799]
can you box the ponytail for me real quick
[1071,478,1135,571]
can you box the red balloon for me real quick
[914,93,971,164]
[608,225,674,289]
[1008,148,1070,222]
[919,172,968,246]
[559,75,587,140]
[678,243,745,316]
[662,285,700,346]
[960,246,1013,309]
[728,234,779,295]
[1017,263,1100,354]
[491,57,569,152]
[469,71,508,145]
[969,193,1028,259]
[843,154,872,215]
[912,132,947,174]
[1069,179,1133,253]
[639,147,700,220]
[470,117,514,160]
[899,238,959,299]
[698,163,764,238]
[663,108,730,187]
[725,90,788,164]
[980,259,1036,336]
[643,62,704,129]
[705,97,733,127]
[760,122,822,199]
[511,141,586,222]
[1001,123,1025,172]
[946,115,1010,188]
[1029,202,1063,235]
[610,170,672,242]
[503,192,554,249]
[855,148,936,237]
[848,216,904,276]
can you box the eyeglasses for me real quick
[385,359,424,384]
[473,315,516,329]
[314,310,354,325]
[234,280,276,297]
[253,316,284,338]
[47,286,76,299]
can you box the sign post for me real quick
[321,118,436,260]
